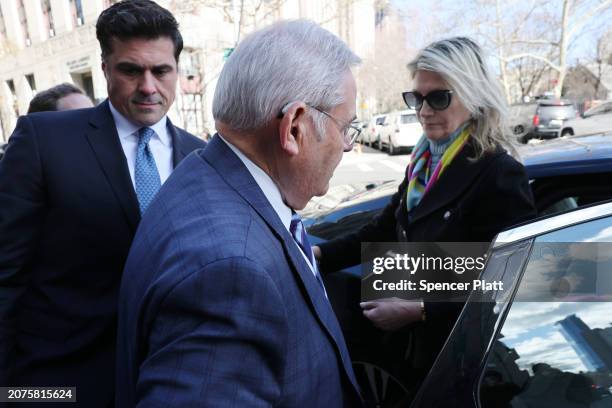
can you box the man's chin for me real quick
[314,183,330,198]
[129,110,164,127]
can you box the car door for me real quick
[411,201,612,407]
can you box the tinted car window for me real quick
[538,105,577,120]
[531,173,612,217]
[400,114,418,124]
[479,215,612,408]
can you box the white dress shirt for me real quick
[218,135,320,279]
[109,102,174,187]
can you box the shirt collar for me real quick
[108,100,170,146]
[218,134,292,231]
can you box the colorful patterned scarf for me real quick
[405,127,471,212]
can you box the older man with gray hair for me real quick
[115,19,363,407]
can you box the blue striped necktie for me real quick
[290,212,328,297]
[135,127,161,214]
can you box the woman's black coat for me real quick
[318,141,537,384]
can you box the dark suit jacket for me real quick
[0,100,205,407]
[115,135,362,407]
[318,141,536,383]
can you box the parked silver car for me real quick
[530,99,578,140]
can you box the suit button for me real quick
[443,210,451,220]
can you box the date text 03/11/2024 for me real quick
[372,279,504,292]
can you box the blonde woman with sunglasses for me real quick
[314,36,537,393]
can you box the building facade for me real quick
[0,0,378,141]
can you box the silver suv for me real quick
[529,100,577,141]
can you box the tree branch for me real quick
[503,53,561,71]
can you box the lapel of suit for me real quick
[167,118,188,167]
[409,142,504,224]
[85,100,140,231]
[203,135,360,393]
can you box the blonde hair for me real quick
[408,37,514,158]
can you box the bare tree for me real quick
[502,0,611,98]
[592,30,612,96]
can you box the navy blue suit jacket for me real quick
[0,100,205,407]
[116,135,362,407]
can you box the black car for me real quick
[305,133,612,407]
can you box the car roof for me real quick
[494,200,612,247]
[518,133,612,178]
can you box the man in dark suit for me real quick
[116,19,363,407]
[0,1,205,406]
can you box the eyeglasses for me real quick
[402,90,454,111]
[308,105,361,147]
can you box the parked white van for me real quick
[379,110,423,154]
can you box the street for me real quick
[329,144,409,188]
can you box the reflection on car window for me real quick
[480,302,612,408]
[307,208,383,241]
[479,216,612,408]
[538,105,577,119]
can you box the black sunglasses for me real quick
[402,90,454,111]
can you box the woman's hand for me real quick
[360,298,423,331]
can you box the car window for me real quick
[479,215,612,408]
[376,116,386,125]
[538,105,577,119]
[400,114,418,124]
[531,173,612,217]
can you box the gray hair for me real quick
[212,19,361,134]
[408,37,513,158]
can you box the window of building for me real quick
[41,0,55,37]
[70,0,84,27]
[71,72,94,102]
[18,0,31,46]
[5,79,19,116]
[25,74,36,93]
[0,6,7,45]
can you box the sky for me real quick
[392,0,612,68]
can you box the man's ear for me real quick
[278,101,308,157]
[101,60,108,81]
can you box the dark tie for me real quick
[135,127,161,214]
[290,212,327,297]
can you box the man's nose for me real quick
[138,71,157,95]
